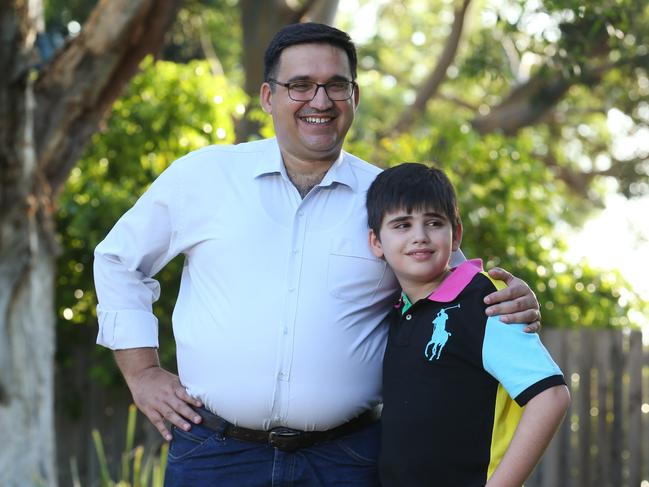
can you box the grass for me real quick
[72,404,168,487]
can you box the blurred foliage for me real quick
[162,0,242,80]
[89,405,167,487]
[343,0,649,202]
[55,0,648,388]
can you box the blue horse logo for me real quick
[424,304,460,360]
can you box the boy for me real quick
[366,163,570,487]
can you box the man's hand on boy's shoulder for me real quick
[483,267,542,333]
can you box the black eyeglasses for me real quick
[267,78,356,101]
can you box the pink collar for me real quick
[427,259,483,303]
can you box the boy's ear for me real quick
[452,219,463,251]
[368,229,384,259]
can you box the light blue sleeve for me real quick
[482,316,563,400]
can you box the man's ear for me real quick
[452,219,463,251]
[352,82,360,110]
[260,82,273,113]
[369,229,384,259]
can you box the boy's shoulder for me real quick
[461,270,502,299]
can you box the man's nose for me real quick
[309,85,334,109]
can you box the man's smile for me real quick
[297,110,337,125]
[302,116,333,124]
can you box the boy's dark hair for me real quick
[264,22,358,82]
[366,163,461,237]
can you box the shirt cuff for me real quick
[514,375,566,406]
[96,306,159,350]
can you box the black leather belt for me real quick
[195,406,381,452]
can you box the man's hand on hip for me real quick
[483,267,542,333]
[114,348,203,441]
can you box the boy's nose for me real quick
[411,225,430,242]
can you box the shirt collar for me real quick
[397,259,483,314]
[252,139,357,192]
[319,151,357,191]
[252,138,285,178]
[427,259,483,303]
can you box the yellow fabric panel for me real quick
[487,384,524,480]
[482,271,507,292]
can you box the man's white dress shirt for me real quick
[95,137,464,431]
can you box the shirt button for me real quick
[292,249,299,254]
[288,287,295,293]
[405,314,412,320]
[283,328,288,335]
[297,211,304,217]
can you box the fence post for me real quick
[610,331,624,486]
[627,330,642,486]
[577,328,593,486]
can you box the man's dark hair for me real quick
[264,22,358,82]
[366,163,461,237]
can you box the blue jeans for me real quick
[164,419,381,486]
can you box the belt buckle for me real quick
[268,427,303,452]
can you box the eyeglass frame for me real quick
[267,78,357,102]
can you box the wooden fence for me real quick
[527,328,648,487]
[57,328,649,486]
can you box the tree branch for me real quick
[388,0,472,135]
[437,91,479,112]
[33,0,182,194]
[471,71,573,135]
[299,0,340,24]
[193,14,224,77]
[470,42,649,136]
[292,0,321,23]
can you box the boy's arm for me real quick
[485,385,571,487]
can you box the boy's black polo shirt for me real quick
[379,260,565,487]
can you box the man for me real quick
[94,23,541,486]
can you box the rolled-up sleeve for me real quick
[94,163,182,350]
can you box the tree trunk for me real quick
[236,0,340,142]
[0,1,181,485]
[0,208,57,486]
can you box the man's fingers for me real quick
[497,308,542,325]
[146,408,173,442]
[129,367,204,438]
[486,294,534,316]
[486,267,513,284]
[483,281,519,306]
[163,407,193,432]
[524,320,542,333]
[175,385,203,410]
[170,392,202,424]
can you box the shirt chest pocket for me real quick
[327,237,388,304]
